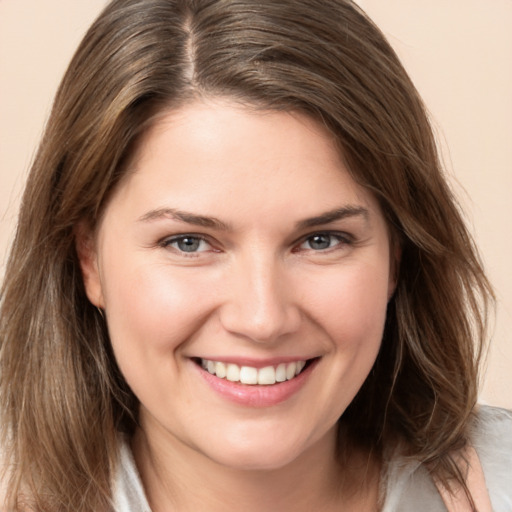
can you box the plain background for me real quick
[0,1,511,408]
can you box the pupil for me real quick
[178,237,200,252]
[310,235,330,250]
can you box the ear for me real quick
[75,221,105,308]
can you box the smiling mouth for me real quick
[195,358,314,386]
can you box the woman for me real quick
[0,0,510,510]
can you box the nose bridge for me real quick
[220,250,299,343]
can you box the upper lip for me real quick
[192,356,318,369]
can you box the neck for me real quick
[131,422,381,512]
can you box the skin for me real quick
[79,99,396,511]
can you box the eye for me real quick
[162,235,211,253]
[297,232,350,251]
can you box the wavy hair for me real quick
[0,0,493,509]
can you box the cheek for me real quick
[304,262,391,349]
[101,260,216,359]
[307,264,390,412]
[99,259,221,410]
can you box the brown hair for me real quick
[0,0,493,509]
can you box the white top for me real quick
[113,406,512,512]
[114,443,152,512]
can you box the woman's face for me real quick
[81,99,395,470]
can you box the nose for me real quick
[219,255,301,344]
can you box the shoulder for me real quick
[380,453,445,511]
[470,404,512,447]
[112,436,152,512]
[470,405,512,511]
[381,405,512,512]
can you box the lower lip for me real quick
[194,359,318,408]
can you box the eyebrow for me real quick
[138,205,369,231]
[295,206,369,230]
[137,207,231,230]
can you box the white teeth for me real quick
[275,363,287,382]
[240,366,258,384]
[258,366,276,385]
[200,359,308,385]
[286,362,297,380]
[226,363,240,382]
[215,361,227,379]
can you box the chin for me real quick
[191,423,326,473]
[206,444,304,472]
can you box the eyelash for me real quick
[159,231,353,256]
[159,234,215,256]
[294,231,353,253]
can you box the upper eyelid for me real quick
[157,230,354,252]
[159,233,214,251]
[160,233,210,244]
[295,230,354,245]
[291,231,355,254]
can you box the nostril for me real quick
[219,305,301,344]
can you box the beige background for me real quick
[1,1,510,408]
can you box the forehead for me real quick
[130,99,344,173]
[106,99,383,228]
